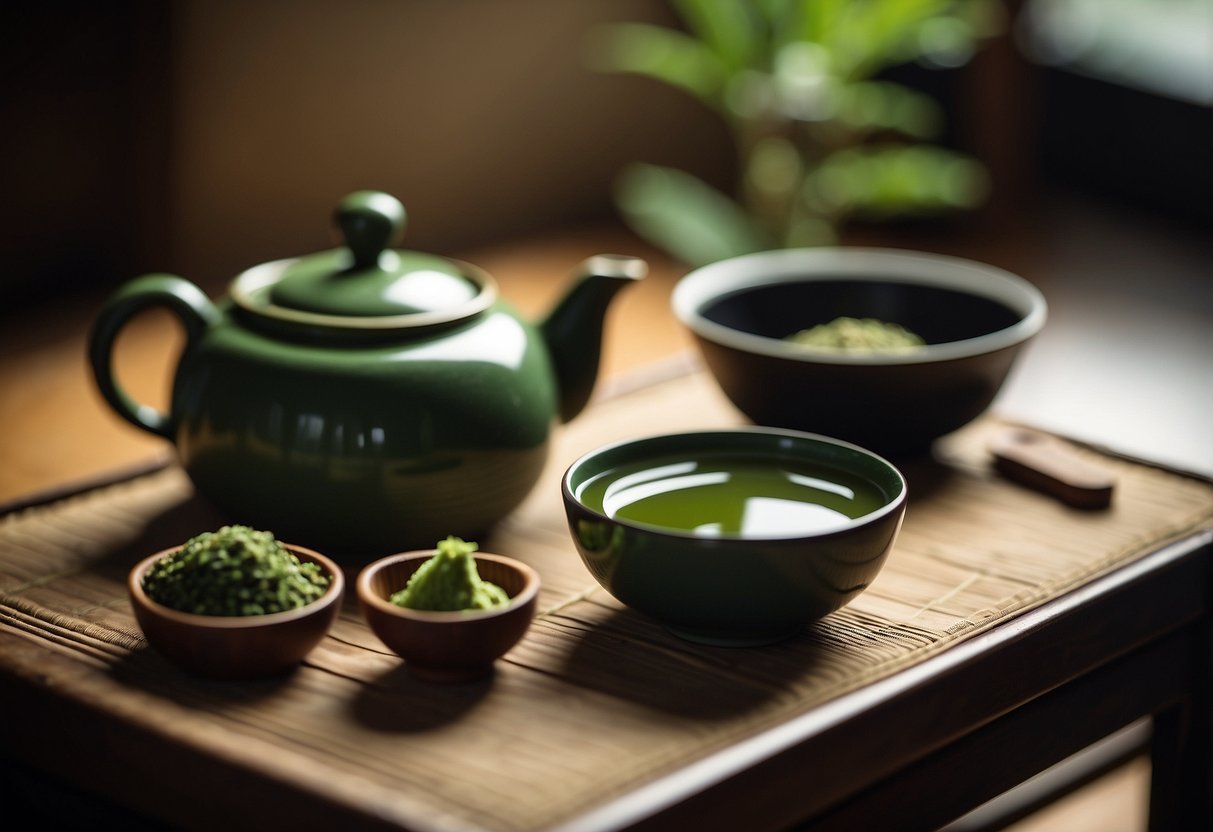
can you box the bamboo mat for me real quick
[3,362,1212,831]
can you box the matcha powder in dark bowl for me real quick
[141,525,332,616]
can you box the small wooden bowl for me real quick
[357,551,540,683]
[128,544,344,680]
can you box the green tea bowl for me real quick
[672,247,1047,457]
[561,428,907,646]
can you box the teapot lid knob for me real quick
[230,190,497,328]
[336,191,406,270]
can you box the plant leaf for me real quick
[803,144,990,218]
[835,81,943,139]
[671,0,767,70]
[834,0,960,79]
[786,0,849,46]
[614,163,771,266]
[586,23,728,107]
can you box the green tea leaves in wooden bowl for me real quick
[128,525,344,680]
[562,428,907,646]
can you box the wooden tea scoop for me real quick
[989,428,1116,510]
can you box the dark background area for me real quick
[3,0,1208,313]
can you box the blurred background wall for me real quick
[1,0,733,304]
[2,0,1209,308]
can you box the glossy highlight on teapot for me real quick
[574,453,890,537]
[87,191,647,553]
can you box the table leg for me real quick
[1148,573,1212,832]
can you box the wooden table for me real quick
[4,357,1211,831]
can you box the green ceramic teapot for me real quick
[90,191,645,555]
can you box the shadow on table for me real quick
[898,451,965,505]
[87,493,232,583]
[346,664,495,733]
[546,456,963,720]
[551,604,831,721]
[108,648,300,704]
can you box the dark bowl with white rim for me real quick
[672,247,1047,456]
[561,427,907,646]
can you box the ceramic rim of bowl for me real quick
[129,545,344,629]
[671,247,1047,366]
[562,427,907,542]
[357,551,540,622]
[229,255,499,332]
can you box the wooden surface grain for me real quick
[3,362,1211,831]
[2,195,1210,829]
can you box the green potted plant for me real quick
[589,0,1004,266]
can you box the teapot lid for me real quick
[230,191,495,330]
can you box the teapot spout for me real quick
[541,254,647,423]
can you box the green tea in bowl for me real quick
[561,428,907,646]
[574,453,889,538]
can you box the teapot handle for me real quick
[88,274,220,440]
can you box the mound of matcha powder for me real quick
[787,316,925,352]
[390,536,509,612]
[142,525,330,616]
